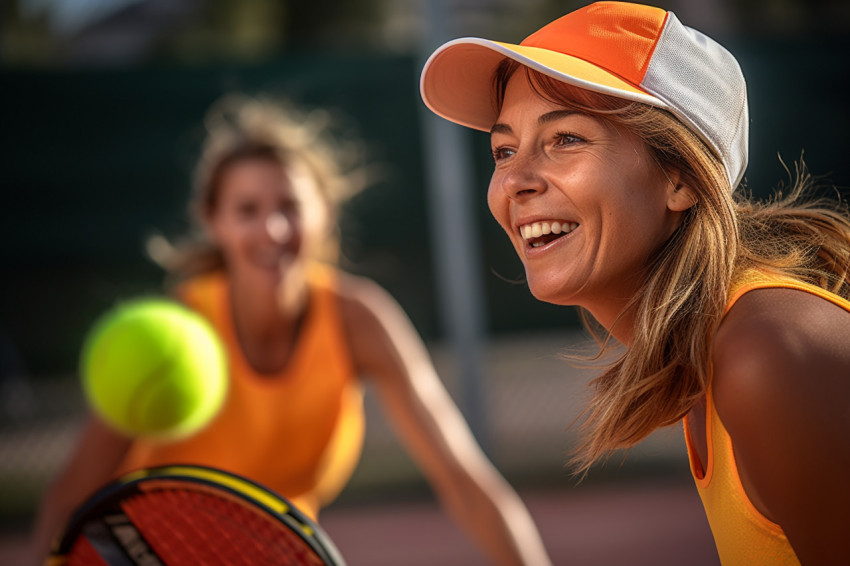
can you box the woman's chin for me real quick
[525,274,575,306]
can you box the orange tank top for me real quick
[117,265,365,519]
[684,271,850,565]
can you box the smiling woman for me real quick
[421,2,850,564]
[487,77,690,326]
[24,95,553,566]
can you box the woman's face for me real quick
[487,74,687,325]
[207,157,329,287]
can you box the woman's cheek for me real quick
[487,184,509,233]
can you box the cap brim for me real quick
[420,38,666,132]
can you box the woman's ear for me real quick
[665,171,698,212]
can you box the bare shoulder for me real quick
[333,271,425,378]
[334,271,401,328]
[712,286,850,417]
[711,286,850,525]
[711,285,850,557]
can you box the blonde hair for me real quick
[494,62,850,474]
[148,94,369,283]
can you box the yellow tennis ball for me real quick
[81,298,228,439]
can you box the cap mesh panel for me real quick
[642,13,749,188]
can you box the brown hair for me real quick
[493,61,850,474]
[147,94,370,283]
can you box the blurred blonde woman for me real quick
[27,95,552,566]
[420,2,850,564]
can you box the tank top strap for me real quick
[727,269,850,315]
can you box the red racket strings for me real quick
[66,487,325,566]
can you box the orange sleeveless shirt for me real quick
[684,271,850,565]
[116,265,365,519]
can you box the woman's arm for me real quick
[713,287,850,563]
[25,416,133,566]
[338,273,552,566]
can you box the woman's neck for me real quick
[584,296,637,347]
[227,268,310,373]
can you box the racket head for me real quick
[47,464,346,566]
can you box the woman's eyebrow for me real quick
[539,110,579,125]
[490,122,512,136]
[490,110,581,136]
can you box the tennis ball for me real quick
[81,298,228,440]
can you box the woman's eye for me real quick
[554,132,584,146]
[236,202,259,218]
[491,146,515,162]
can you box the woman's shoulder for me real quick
[712,285,850,425]
[170,271,225,307]
[333,270,401,327]
[312,265,381,298]
[715,285,849,372]
[333,270,428,376]
[710,284,850,536]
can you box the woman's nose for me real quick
[498,154,547,200]
[265,212,292,244]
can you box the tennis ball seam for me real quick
[82,299,227,439]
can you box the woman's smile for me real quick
[518,219,579,250]
[487,73,685,325]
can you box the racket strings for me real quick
[67,536,111,566]
[73,487,327,565]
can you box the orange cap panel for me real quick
[521,2,667,87]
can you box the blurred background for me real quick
[1,0,848,564]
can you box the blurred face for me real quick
[206,157,329,288]
[487,75,686,326]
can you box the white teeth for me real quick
[519,221,577,241]
[531,223,543,238]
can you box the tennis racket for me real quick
[46,464,346,566]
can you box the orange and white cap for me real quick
[420,1,749,189]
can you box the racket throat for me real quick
[86,513,165,566]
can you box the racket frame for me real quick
[49,464,346,566]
